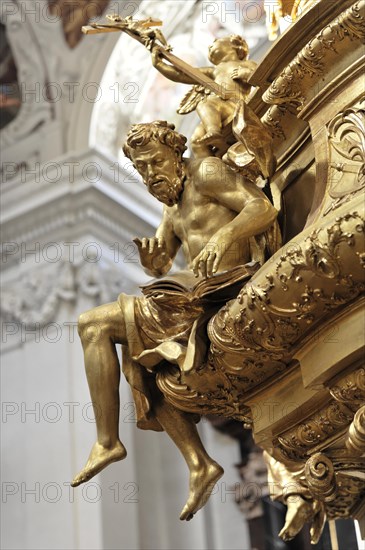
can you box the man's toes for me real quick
[180,503,195,521]
[71,476,81,488]
[180,511,194,521]
[71,470,89,488]
[279,528,288,541]
[279,527,295,541]
[180,506,189,520]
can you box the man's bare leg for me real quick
[195,99,223,142]
[191,124,213,158]
[71,300,223,517]
[154,397,224,521]
[71,302,127,487]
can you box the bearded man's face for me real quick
[131,142,185,207]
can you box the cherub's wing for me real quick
[177,85,209,115]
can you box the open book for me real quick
[140,263,260,303]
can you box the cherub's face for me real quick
[208,38,237,64]
[131,142,184,206]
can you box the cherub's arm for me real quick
[135,208,181,277]
[192,158,277,276]
[151,47,214,84]
[231,60,257,83]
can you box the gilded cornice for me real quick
[262,1,365,112]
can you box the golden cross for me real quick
[82,15,228,99]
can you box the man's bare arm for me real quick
[135,208,181,277]
[192,199,277,276]
[192,158,277,276]
[156,207,181,258]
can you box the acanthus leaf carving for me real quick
[329,368,365,405]
[324,100,365,215]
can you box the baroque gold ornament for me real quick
[72,2,365,542]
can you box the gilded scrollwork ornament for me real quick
[263,1,365,110]
[278,401,354,459]
[304,453,338,502]
[324,100,365,215]
[345,406,365,455]
[68,4,365,543]
[329,367,365,406]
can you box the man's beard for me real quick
[149,168,185,206]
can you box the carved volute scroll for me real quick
[304,453,338,502]
[345,406,365,455]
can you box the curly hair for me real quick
[215,35,248,60]
[229,35,249,60]
[123,121,187,160]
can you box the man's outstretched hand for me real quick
[134,236,172,276]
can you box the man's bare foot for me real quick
[180,460,224,521]
[279,496,314,541]
[71,440,127,487]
